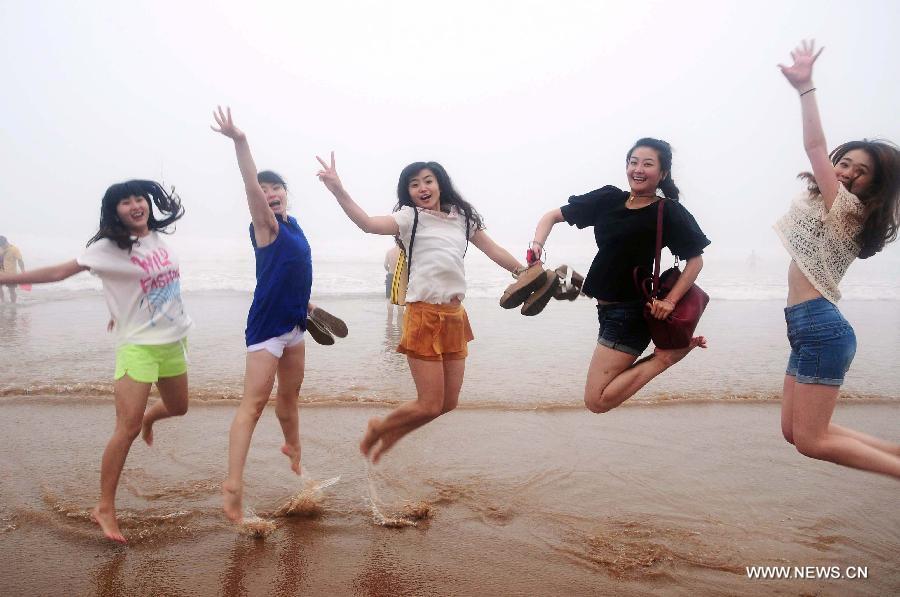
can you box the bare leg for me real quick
[141,372,189,446]
[92,375,151,544]
[585,337,706,413]
[782,375,900,454]
[791,382,900,479]
[223,350,279,522]
[370,358,465,463]
[8,285,16,304]
[361,356,450,462]
[275,341,305,475]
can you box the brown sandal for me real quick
[499,264,548,309]
[520,268,560,316]
[552,265,584,301]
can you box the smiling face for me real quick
[116,195,150,235]
[626,146,666,196]
[834,148,874,196]
[260,182,288,215]
[407,168,441,211]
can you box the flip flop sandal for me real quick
[520,268,560,316]
[306,317,335,346]
[552,265,584,301]
[499,263,548,309]
[309,307,348,338]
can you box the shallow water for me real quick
[1,294,898,406]
[0,400,897,595]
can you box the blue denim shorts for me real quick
[785,297,856,386]
[597,300,651,357]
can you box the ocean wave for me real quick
[2,385,896,407]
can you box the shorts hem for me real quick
[793,373,844,386]
[115,370,158,384]
[597,337,642,357]
[397,347,468,361]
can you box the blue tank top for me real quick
[245,215,313,346]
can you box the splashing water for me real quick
[365,461,431,528]
[238,509,276,538]
[273,475,341,517]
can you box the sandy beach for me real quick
[1,289,898,595]
[1,398,897,596]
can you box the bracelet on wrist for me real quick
[799,87,816,97]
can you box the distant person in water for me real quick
[0,181,192,543]
[775,40,900,479]
[0,236,26,303]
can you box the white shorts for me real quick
[247,326,305,358]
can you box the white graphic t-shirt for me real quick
[77,232,193,346]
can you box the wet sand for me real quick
[1,398,897,596]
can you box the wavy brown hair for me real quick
[800,139,900,259]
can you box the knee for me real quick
[584,393,612,414]
[275,400,297,422]
[118,420,143,441]
[419,399,445,420]
[793,433,826,459]
[781,426,794,445]
[241,397,268,421]
[170,402,189,417]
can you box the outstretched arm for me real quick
[471,230,526,274]
[779,40,839,208]
[0,259,85,285]
[316,152,399,235]
[211,106,278,236]
[530,208,565,263]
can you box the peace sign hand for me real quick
[316,151,344,195]
[210,105,246,141]
[778,39,823,91]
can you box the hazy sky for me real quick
[2,0,899,270]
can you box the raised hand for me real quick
[778,39,823,91]
[316,151,344,195]
[210,106,246,140]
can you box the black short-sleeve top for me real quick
[559,186,710,302]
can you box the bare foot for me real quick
[222,481,243,523]
[91,505,127,544]
[280,443,301,475]
[360,418,384,458]
[141,417,154,447]
[653,336,707,368]
[370,429,404,464]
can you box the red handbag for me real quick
[633,199,709,349]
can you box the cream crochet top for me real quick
[774,183,863,303]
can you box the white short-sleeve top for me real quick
[77,232,193,345]
[391,206,473,304]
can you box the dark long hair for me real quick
[626,138,681,201]
[799,140,900,259]
[87,180,185,251]
[394,162,484,236]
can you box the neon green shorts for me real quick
[114,339,188,383]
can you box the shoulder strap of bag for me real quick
[407,207,419,274]
[652,198,666,297]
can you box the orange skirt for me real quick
[398,302,474,361]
